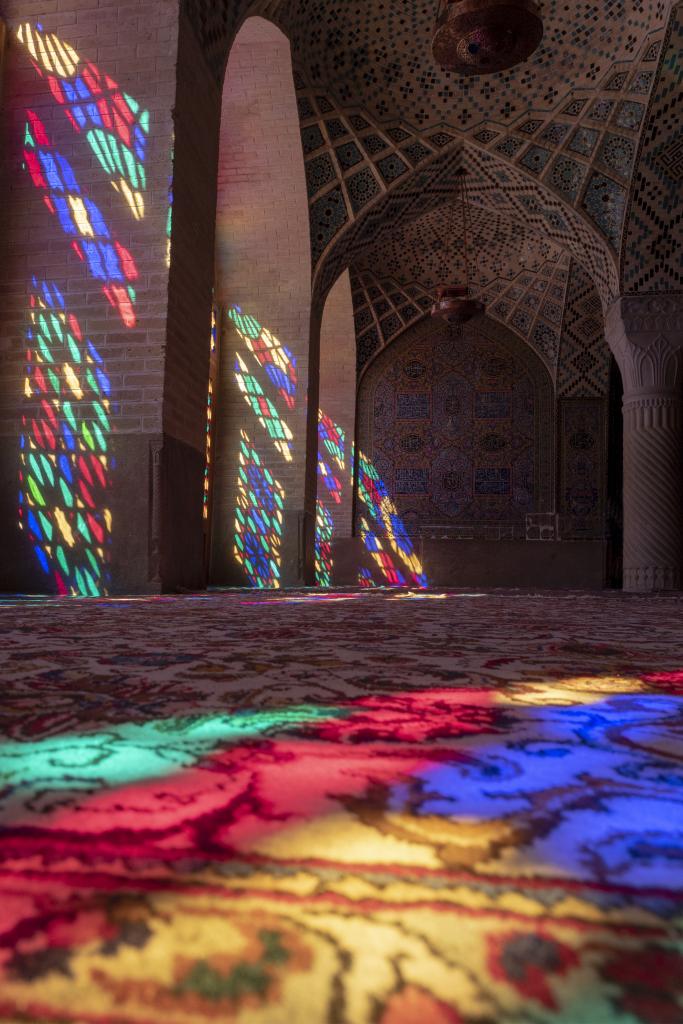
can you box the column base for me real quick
[623,566,681,592]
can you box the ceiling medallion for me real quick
[432,0,544,76]
[431,169,485,327]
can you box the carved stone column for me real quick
[605,295,683,592]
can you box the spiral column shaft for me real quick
[622,393,682,591]
[606,296,683,593]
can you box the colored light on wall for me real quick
[210,305,218,353]
[317,411,344,505]
[23,110,139,327]
[18,280,112,597]
[203,307,219,523]
[203,380,213,521]
[359,516,408,587]
[228,307,297,410]
[234,352,294,461]
[314,412,347,587]
[357,451,427,588]
[166,143,174,269]
[17,23,149,221]
[318,412,345,470]
[317,457,343,504]
[312,411,427,589]
[16,28,148,597]
[315,500,334,587]
[234,431,285,588]
[228,308,298,586]
[358,567,376,587]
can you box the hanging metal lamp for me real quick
[431,0,543,76]
[431,169,485,326]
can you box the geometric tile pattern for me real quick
[556,260,611,397]
[353,205,571,375]
[357,314,554,531]
[315,138,618,312]
[558,397,607,540]
[183,0,667,258]
[280,0,664,134]
[351,269,432,374]
[294,41,662,291]
[621,2,683,293]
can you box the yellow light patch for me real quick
[68,197,94,238]
[54,507,75,547]
[118,179,145,220]
[17,23,79,77]
[63,364,83,399]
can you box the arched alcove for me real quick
[209,16,312,587]
[357,315,554,538]
[353,314,604,587]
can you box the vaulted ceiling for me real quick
[186,0,682,381]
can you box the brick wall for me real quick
[317,269,356,538]
[0,1,217,592]
[210,16,312,586]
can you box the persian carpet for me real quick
[0,588,682,1024]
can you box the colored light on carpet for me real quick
[234,431,285,588]
[391,591,447,599]
[17,23,149,220]
[0,705,345,796]
[0,592,682,1021]
[18,280,112,597]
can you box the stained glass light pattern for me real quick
[359,517,408,587]
[234,353,293,461]
[358,567,376,587]
[203,380,214,522]
[228,307,297,410]
[17,23,149,221]
[357,451,427,587]
[317,411,345,505]
[203,308,219,523]
[315,500,334,587]
[18,280,112,596]
[166,147,174,269]
[317,457,343,504]
[234,432,284,588]
[23,110,139,327]
[318,412,345,470]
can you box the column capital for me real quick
[606,293,683,395]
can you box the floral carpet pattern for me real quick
[0,588,682,1024]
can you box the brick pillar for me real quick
[606,295,683,592]
[210,17,312,588]
[0,2,219,594]
[317,270,357,539]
